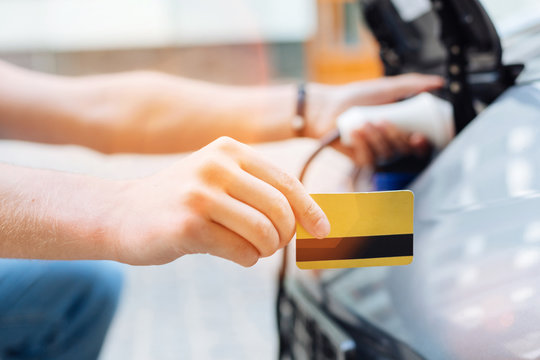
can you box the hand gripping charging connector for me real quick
[337,92,454,150]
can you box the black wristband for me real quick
[292,83,307,136]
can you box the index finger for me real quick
[384,73,445,101]
[238,147,330,239]
[366,74,444,105]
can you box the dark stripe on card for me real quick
[296,234,413,262]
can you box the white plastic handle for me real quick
[337,93,455,150]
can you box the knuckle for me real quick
[210,137,254,164]
[214,136,239,152]
[185,184,206,203]
[269,195,295,244]
[178,213,202,239]
[269,193,291,217]
[384,126,399,139]
[254,219,279,257]
[200,156,223,173]
[302,201,320,226]
[254,218,272,239]
[280,222,296,248]
[184,185,212,213]
[278,171,301,194]
[197,157,235,185]
[240,249,259,267]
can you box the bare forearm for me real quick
[0,163,118,260]
[89,73,299,153]
[0,61,298,153]
[0,62,94,148]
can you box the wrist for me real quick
[303,82,332,139]
[92,178,134,263]
[25,170,126,262]
[235,84,298,143]
[65,176,128,262]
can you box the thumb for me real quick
[381,73,445,103]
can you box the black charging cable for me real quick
[278,128,340,283]
[276,127,352,357]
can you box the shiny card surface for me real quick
[296,191,414,270]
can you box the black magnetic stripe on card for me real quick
[296,234,413,262]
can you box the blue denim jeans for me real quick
[0,260,124,360]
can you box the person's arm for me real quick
[0,163,116,260]
[0,61,297,153]
[0,137,330,266]
[0,60,443,157]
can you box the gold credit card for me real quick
[296,191,414,270]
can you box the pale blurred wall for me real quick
[0,44,305,85]
[0,0,317,84]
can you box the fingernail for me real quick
[314,215,330,239]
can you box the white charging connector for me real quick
[337,92,455,150]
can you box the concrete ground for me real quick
[101,252,282,360]
[0,137,354,359]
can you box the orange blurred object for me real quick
[307,0,384,84]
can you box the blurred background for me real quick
[0,0,383,84]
